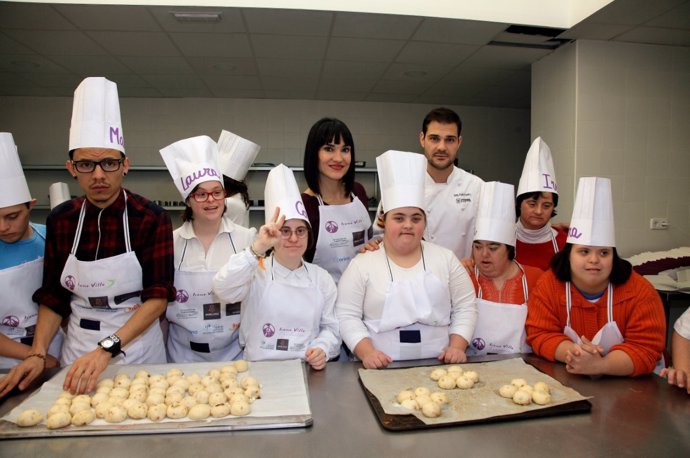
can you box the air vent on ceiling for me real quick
[172,11,222,23]
[489,24,571,50]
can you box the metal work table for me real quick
[1,355,689,457]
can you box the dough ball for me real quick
[114,373,130,382]
[510,378,528,388]
[72,394,91,405]
[167,368,184,378]
[150,380,169,391]
[54,397,71,406]
[71,408,95,426]
[166,404,188,419]
[244,386,261,402]
[46,412,71,429]
[512,390,532,406]
[221,365,238,376]
[201,375,217,387]
[69,402,92,416]
[230,400,251,416]
[181,395,198,409]
[186,373,202,385]
[463,370,479,383]
[240,376,258,389]
[147,404,167,421]
[229,393,249,404]
[126,401,148,420]
[188,403,211,421]
[130,378,148,389]
[437,375,456,390]
[415,395,432,409]
[48,404,70,417]
[172,379,190,391]
[518,385,534,394]
[109,387,129,400]
[400,399,418,410]
[134,370,150,380]
[165,391,184,405]
[105,405,128,423]
[498,384,518,399]
[90,392,110,407]
[207,369,221,379]
[122,398,139,410]
[187,383,204,396]
[532,390,552,405]
[430,392,449,405]
[97,378,114,389]
[221,378,238,390]
[146,393,165,407]
[149,374,166,385]
[211,403,231,418]
[195,390,210,405]
[233,360,249,372]
[95,401,114,419]
[225,386,245,397]
[414,386,431,398]
[429,368,447,381]
[129,390,148,403]
[96,386,112,395]
[421,401,442,418]
[206,383,223,394]
[59,390,75,400]
[446,365,463,375]
[455,376,474,390]
[533,381,550,394]
[148,388,166,399]
[16,409,43,427]
[397,390,415,403]
[114,377,131,389]
[166,375,183,386]
[208,392,227,406]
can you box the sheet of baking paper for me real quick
[359,358,590,425]
[2,359,310,429]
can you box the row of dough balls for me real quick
[429,366,480,390]
[17,360,259,429]
[498,378,552,406]
[395,387,449,418]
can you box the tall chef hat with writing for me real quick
[69,77,125,155]
[567,177,615,247]
[516,137,558,197]
[217,130,261,181]
[160,136,222,200]
[376,150,426,213]
[264,164,309,225]
[474,181,517,246]
[0,133,32,208]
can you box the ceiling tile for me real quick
[0,54,69,74]
[396,41,477,65]
[150,6,245,33]
[327,37,405,62]
[21,72,82,89]
[257,58,322,78]
[365,92,417,103]
[646,2,690,28]
[201,74,263,91]
[373,79,433,95]
[4,30,106,56]
[317,77,377,92]
[383,63,450,82]
[140,74,211,97]
[332,12,421,39]
[315,90,368,101]
[88,31,179,57]
[170,32,252,58]
[462,45,551,69]
[56,55,131,75]
[118,56,194,75]
[261,76,318,92]
[252,34,327,59]
[0,33,35,54]
[243,9,333,36]
[0,3,74,30]
[412,18,507,45]
[55,4,159,31]
[615,26,690,46]
[187,57,258,76]
[322,60,388,79]
[265,89,316,99]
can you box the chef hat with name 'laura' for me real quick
[376,150,426,213]
[516,137,558,197]
[474,181,517,246]
[0,133,32,208]
[160,136,222,200]
[567,177,615,247]
[264,164,309,225]
[69,77,125,154]
[217,130,261,181]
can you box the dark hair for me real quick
[472,241,515,260]
[223,175,250,209]
[181,183,227,222]
[550,244,632,285]
[421,107,462,136]
[303,118,355,196]
[516,191,558,218]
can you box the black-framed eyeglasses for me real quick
[71,158,124,173]
[190,189,226,203]
[279,226,309,239]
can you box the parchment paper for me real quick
[359,358,590,425]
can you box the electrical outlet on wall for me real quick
[649,218,669,230]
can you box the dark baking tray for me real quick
[359,364,592,431]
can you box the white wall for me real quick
[1,96,530,227]
[532,39,690,257]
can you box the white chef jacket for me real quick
[675,307,690,340]
[424,167,483,260]
[173,218,256,271]
[212,250,341,360]
[336,240,477,353]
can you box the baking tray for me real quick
[359,359,591,431]
[0,359,311,439]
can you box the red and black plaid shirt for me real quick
[33,189,175,318]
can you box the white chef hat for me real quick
[160,136,223,200]
[474,181,517,246]
[376,150,426,213]
[49,182,71,209]
[69,77,125,154]
[516,137,558,197]
[217,130,261,181]
[0,133,32,208]
[567,177,615,247]
[264,164,309,225]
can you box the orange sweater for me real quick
[471,263,544,305]
[526,270,666,376]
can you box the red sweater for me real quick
[515,227,568,271]
[526,270,666,376]
[470,263,544,305]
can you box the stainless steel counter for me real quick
[2,355,689,457]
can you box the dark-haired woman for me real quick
[526,177,665,377]
[161,136,255,363]
[301,118,372,283]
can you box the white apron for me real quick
[564,283,623,353]
[243,258,322,361]
[0,227,63,368]
[312,194,372,283]
[167,235,241,362]
[467,263,531,356]
[364,250,451,361]
[59,190,166,365]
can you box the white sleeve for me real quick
[336,258,371,352]
[447,254,478,343]
[309,270,342,359]
[674,306,690,340]
[212,249,259,303]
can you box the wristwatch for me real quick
[98,334,122,357]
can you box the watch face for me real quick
[101,338,114,349]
